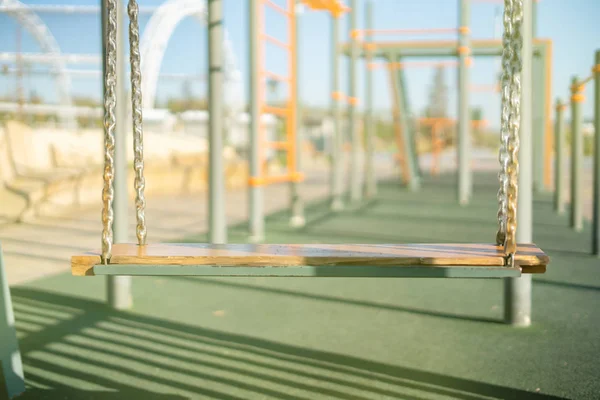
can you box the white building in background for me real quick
[143,109,177,133]
[180,111,209,138]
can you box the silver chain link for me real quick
[128,0,147,245]
[496,0,513,246]
[504,0,523,255]
[496,0,523,256]
[101,0,118,264]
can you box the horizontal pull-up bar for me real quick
[351,27,470,40]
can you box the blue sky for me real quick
[0,0,599,127]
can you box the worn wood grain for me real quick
[71,243,549,276]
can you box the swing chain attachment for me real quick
[496,0,523,259]
[128,0,147,246]
[101,0,147,264]
[101,0,118,265]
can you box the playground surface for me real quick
[8,172,600,399]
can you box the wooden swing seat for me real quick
[72,242,548,278]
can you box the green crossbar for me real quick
[92,264,522,278]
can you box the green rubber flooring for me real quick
[10,174,600,399]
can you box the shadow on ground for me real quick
[12,287,562,400]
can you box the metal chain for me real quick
[504,0,523,256]
[128,0,147,245]
[496,0,513,245]
[101,0,118,264]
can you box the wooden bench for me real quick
[0,121,96,221]
[72,243,548,278]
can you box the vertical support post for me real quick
[593,50,600,255]
[533,47,546,192]
[505,0,533,327]
[397,64,420,190]
[364,0,376,198]
[0,245,25,399]
[543,41,554,191]
[330,15,344,211]
[570,76,584,232]
[348,0,362,204]
[249,0,264,242]
[208,0,227,243]
[457,0,472,205]
[107,0,132,310]
[290,1,305,227]
[554,99,566,214]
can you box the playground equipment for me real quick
[369,59,494,181]
[71,0,548,279]
[339,0,554,205]
[554,50,600,254]
[251,0,303,234]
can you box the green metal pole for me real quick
[108,0,132,310]
[349,0,362,204]
[290,2,305,227]
[0,244,25,399]
[249,0,264,242]
[593,50,600,255]
[330,15,344,211]
[554,99,566,214]
[570,76,584,232]
[394,55,421,181]
[208,0,227,243]
[457,0,472,205]
[396,58,419,191]
[364,0,376,198]
[505,0,533,327]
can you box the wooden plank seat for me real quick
[72,243,548,278]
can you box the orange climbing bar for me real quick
[301,0,349,18]
[263,70,290,82]
[331,91,359,105]
[252,0,299,187]
[262,34,291,50]
[264,0,291,15]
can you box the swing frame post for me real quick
[348,0,362,204]
[457,0,472,205]
[289,0,305,228]
[248,0,264,242]
[106,0,132,310]
[0,244,25,399]
[208,0,227,244]
[364,0,377,198]
[570,75,584,232]
[592,50,600,255]
[554,98,566,214]
[505,0,533,327]
[330,14,344,211]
